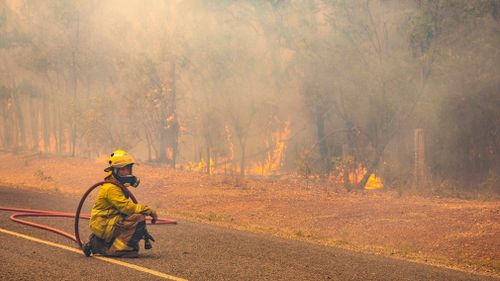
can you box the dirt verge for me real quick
[0,152,498,277]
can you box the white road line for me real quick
[0,227,188,281]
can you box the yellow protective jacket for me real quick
[89,177,153,242]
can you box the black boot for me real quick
[86,234,109,256]
[82,241,92,257]
[144,231,155,250]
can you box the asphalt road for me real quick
[0,186,496,281]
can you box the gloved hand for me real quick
[141,206,158,224]
[150,209,158,224]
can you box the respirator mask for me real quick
[112,165,140,188]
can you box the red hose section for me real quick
[0,181,177,251]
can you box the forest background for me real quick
[1,0,499,195]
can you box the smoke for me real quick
[0,0,498,190]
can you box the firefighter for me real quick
[84,149,158,258]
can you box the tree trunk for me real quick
[1,54,14,150]
[342,144,351,190]
[70,50,78,157]
[172,119,179,168]
[56,103,63,154]
[143,124,152,161]
[206,144,211,175]
[42,92,50,152]
[70,113,77,156]
[239,140,246,177]
[168,58,179,169]
[1,95,13,149]
[12,91,26,150]
[315,110,330,177]
[157,82,168,163]
[29,96,40,152]
[158,124,168,162]
[5,61,26,150]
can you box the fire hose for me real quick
[0,181,176,255]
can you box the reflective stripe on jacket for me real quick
[89,178,152,242]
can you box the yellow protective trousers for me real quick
[105,213,146,256]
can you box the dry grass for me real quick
[0,152,498,276]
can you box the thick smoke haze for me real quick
[0,0,498,192]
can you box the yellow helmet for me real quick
[105,149,135,171]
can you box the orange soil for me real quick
[0,153,498,276]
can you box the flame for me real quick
[185,159,207,173]
[224,123,234,161]
[185,158,215,174]
[365,173,383,189]
[250,121,290,176]
[333,165,384,189]
[183,121,290,177]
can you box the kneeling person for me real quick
[86,150,157,258]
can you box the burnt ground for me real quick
[0,186,497,281]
